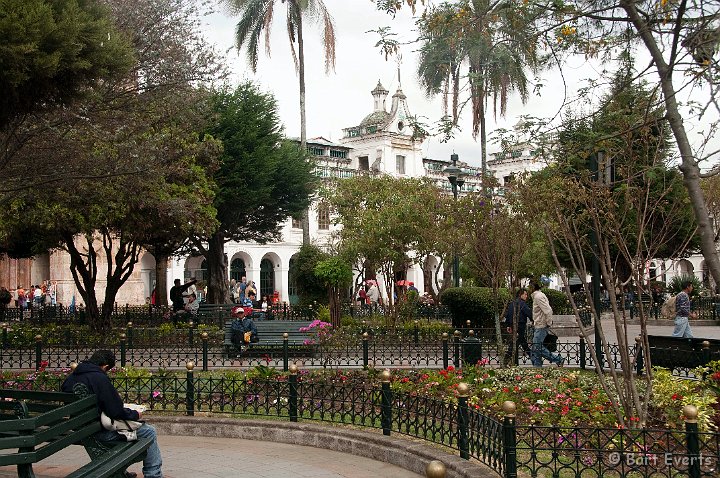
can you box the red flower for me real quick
[671,393,683,401]
[447,365,455,372]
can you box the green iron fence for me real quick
[1,370,717,477]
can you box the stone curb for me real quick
[150,415,497,478]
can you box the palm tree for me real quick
[417,0,541,184]
[223,0,336,244]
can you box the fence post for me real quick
[579,337,586,370]
[442,332,449,370]
[702,340,711,365]
[457,382,469,459]
[361,320,367,335]
[120,333,127,368]
[1,323,7,349]
[414,320,419,346]
[202,332,209,372]
[635,336,644,376]
[502,401,518,478]
[188,321,194,348]
[127,322,134,349]
[124,303,129,323]
[283,333,289,372]
[381,369,392,436]
[465,320,471,335]
[186,361,195,417]
[34,335,42,371]
[684,405,701,478]
[425,460,446,478]
[453,330,461,368]
[362,332,369,369]
[289,363,298,422]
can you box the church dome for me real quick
[359,110,390,128]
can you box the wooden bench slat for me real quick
[66,437,152,478]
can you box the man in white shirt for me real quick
[531,282,564,368]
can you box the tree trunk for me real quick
[297,14,311,246]
[206,231,229,304]
[65,232,140,335]
[329,286,340,327]
[479,88,487,191]
[621,1,720,289]
[155,254,169,306]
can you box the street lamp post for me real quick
[445,153,465,288]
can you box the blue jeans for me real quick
[532,327,563,367]
[672,316,693,338]
[95,423,163,478]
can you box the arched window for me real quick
[260,259,275,298]
[230,258,246,282]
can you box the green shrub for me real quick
[439,287,511,328]
[541,288,571,313]
[668,274,702,296]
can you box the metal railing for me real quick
[1,369,716,477]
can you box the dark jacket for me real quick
[62,362,139,421]
[503,298,532,329]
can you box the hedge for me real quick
[440,287,512,329]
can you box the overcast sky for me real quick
[200,0,715,168]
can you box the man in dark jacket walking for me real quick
[62,350,163,478]
[503,288,533,365]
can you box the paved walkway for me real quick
[563,316,720,344]
[0,435,423,478]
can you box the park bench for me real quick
[643,335,720,371]
[196,303,236,326]
[223,319,314,357]
[196,304,276,326]
[0,388,150,478]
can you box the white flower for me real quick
[536,399,546,405]
[482,388,491,393]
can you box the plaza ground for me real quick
[0,435,423,478]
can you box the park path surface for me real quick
[0,435,423,478]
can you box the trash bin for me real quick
[462,336,483,367]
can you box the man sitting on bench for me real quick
[62,350,164,478]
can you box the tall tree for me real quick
[223,0,336,245]
[0,0,132,129]
[0,0,133,173]
[222,0,336,146]
[324,175,452,312]
[0,0,224,332]
[196,83,317,304]
[415,0,542,181]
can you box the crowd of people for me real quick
[5,281,58,309]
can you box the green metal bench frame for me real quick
[0,388,150,478]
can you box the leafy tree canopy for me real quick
[195,82,317,303]
[532,70,698,275]
[0,0,133,129]
[204,83,317,244]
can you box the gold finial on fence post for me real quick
[425,460,446,478]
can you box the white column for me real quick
[279,267,290,303]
